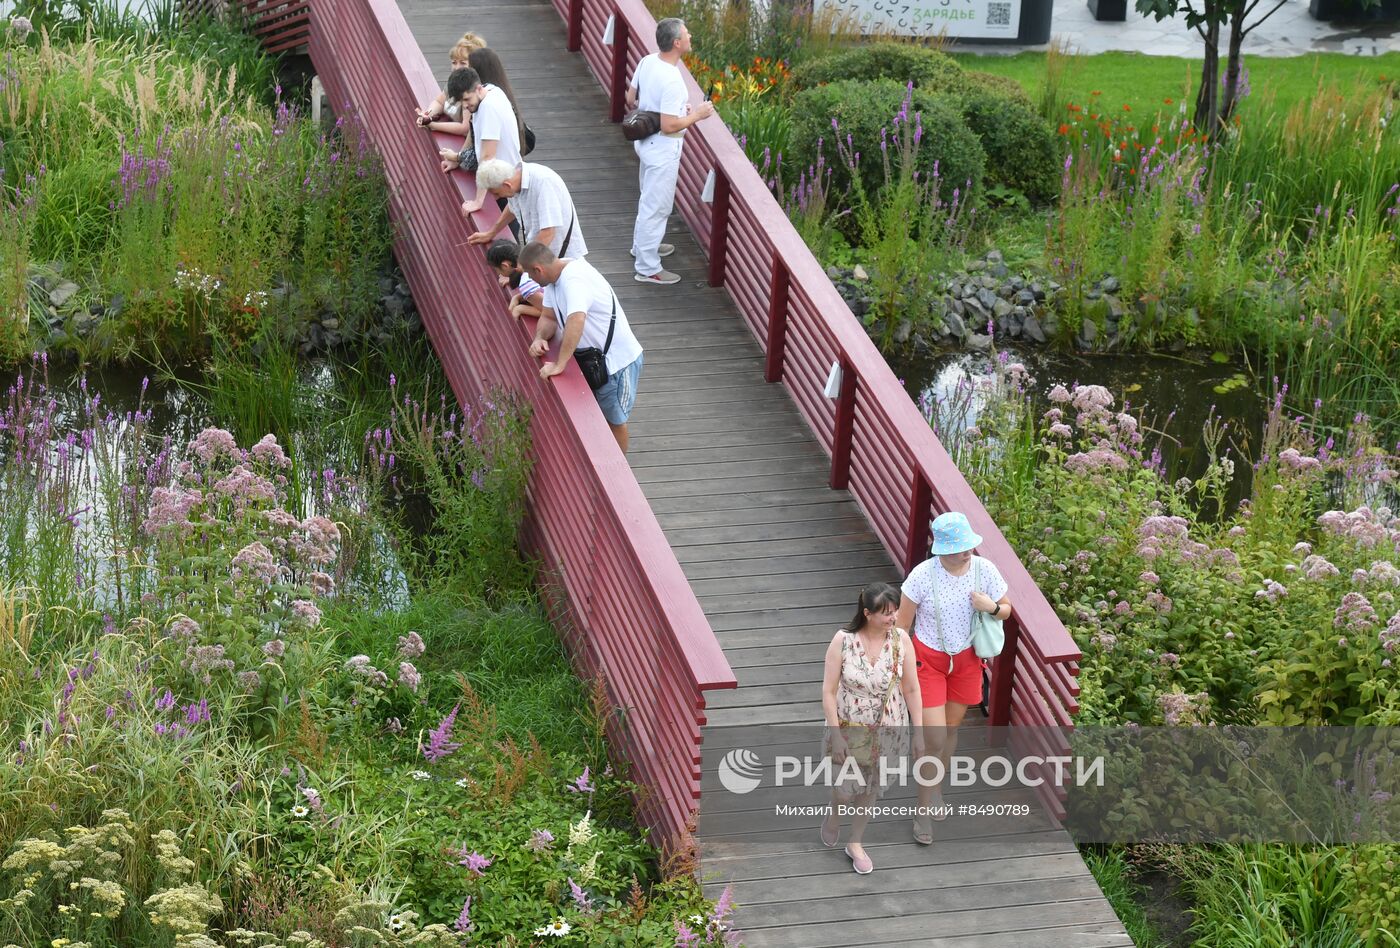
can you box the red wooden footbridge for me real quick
[233,0,1129,942]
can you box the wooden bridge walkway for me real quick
[397,2,1128,945]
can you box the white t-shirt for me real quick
[901,555,1008,655]
[630,53,688,137]
[550,259,643,376]
[471,85,521,168]
[508,163,587,258]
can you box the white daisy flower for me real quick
[409,770,432,781]
[291,805,309,818]
[689,914,706,925]
[533,918,571,936]
[455,777,469,788]
[387,913,406,931]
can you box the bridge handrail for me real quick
[180,0,310,53]
[308,0,736,851]
[554,0,1081,744]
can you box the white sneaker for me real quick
[630,244,675,258]
[634,270,680,285]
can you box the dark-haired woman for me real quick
[820,583,923,874]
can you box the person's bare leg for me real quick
[845,785,878,859]
[915,706,949,836]
[609,422,629,453]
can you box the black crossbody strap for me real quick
[559,211,576,259]
[602,292,616,355]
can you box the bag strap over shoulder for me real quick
[602,292,617,355]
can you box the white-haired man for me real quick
[626,17,713,286]
[466,159,587,259]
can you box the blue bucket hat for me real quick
[930,511,982,556]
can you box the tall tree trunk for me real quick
[1219,5,1247,126]
[1194,18,1221,134]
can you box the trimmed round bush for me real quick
[789,43,968,96]
[963,70,1033,106]
[953,88,1060,204]
[789,79,985,211]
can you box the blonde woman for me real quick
[821,583,923,874]
[414,32,488,134]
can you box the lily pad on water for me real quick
[1210,351,1231,364]
[1213,373,1249,395]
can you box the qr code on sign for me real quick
[987,2,1012,25]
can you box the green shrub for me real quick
[963,69,1033,105]
[789,42,968,96]
[789,79,985,214]
[953,87,1060,204]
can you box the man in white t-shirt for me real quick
[443,67,522,217]
[625,17,713,286]
[519,242,644,453]
[466,159,588,259]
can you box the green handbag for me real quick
[970,558,1005,659]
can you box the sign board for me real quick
[815,0,1024,39]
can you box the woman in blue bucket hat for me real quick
[896,511,1012,845]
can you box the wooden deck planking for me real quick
[398,1,1125,944]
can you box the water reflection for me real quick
[888,344,1269,495]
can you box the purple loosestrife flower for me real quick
[423,703,462,762]
[155,689,177,712]
[183,698,210,725]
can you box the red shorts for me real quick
[912,636,982,708]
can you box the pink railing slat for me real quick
[556,0,1080,758]
[308,0,735,853]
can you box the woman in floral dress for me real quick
[820,583,923,874]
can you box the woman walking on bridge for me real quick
[898,511,1012,846]
[821,583,922,874]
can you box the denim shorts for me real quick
[593,353,643,426]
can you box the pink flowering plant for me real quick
[927,367,1400,727]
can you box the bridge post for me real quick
[902,470,932,572]
[987,620,1020,727]
[609,13,629,123]
[707,168,730,287]
[567,0,583,51]
[763,259,789,382]
[829,355,856,490]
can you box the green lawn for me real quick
[951,50,1400,120]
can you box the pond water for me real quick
[886,343,1269,501]
[1,357,411,607]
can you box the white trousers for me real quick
[632,135,683,276]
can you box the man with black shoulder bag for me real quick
[519,242,644,453]
[625,17,713,286]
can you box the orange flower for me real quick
[1091,90,1102,96]
[1122,104,1131,111]
[1164,97,1173,104]
[1058,123,1070,134]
